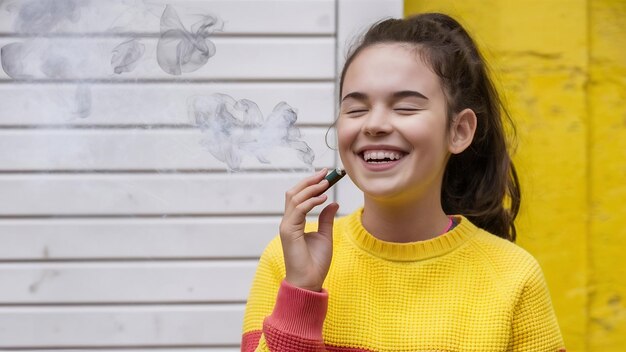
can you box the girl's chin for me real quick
[354,180,406,200]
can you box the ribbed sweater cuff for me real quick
[265,280,328,340]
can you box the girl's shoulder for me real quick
[466,223,547,283]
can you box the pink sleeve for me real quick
[262,280,328,351]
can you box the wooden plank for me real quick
[0,128,335,171]
[0,261,259,303]
[0,173,334,216]
[0,217,278,260]
[0,0,335,35]
[0,305,244,347]
[336,0,403,71]
[0,38,335,80]
[0,82,335,126]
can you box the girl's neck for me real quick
[361,194,450,243]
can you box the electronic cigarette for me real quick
[323,168,346,191]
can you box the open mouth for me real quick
[361,150,406,164]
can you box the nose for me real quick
[362,105,392,136]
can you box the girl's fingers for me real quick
[317,202,339,238]
[280,194,328,237]
[290,194,328,219]
[290,179,329,207]
[284,169,329,212]
[286,169,327,198]
[281,169,332,236]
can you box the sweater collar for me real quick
[343,208,478,262]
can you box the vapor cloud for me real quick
[188,94,315,171]
[12,0,83,33]
[157,5,222,75]
[111,39,146,74]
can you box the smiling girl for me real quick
[242,13,565,352]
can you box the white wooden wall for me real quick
[0,0,402,350]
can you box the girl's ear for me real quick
[448,108,477,154]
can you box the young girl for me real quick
[242,13,565,352]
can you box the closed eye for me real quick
[347,109,368,114]
[394,108,422,112]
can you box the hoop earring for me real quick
[325,121,338,150]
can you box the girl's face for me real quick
[337,43,452,204]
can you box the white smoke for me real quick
[189,93,315,171]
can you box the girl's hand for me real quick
[279,168,340,292]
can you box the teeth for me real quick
[363,150,403,162]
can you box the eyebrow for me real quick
[340,92,368,102]
[341,90,429,102]
[392,90,429,100]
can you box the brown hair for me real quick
[339,13,521,241]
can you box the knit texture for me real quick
[242,208,565,351]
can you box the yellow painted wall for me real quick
[404,1,626,351]
[588,1,626,350]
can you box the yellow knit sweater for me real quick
[242,209,565,351]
